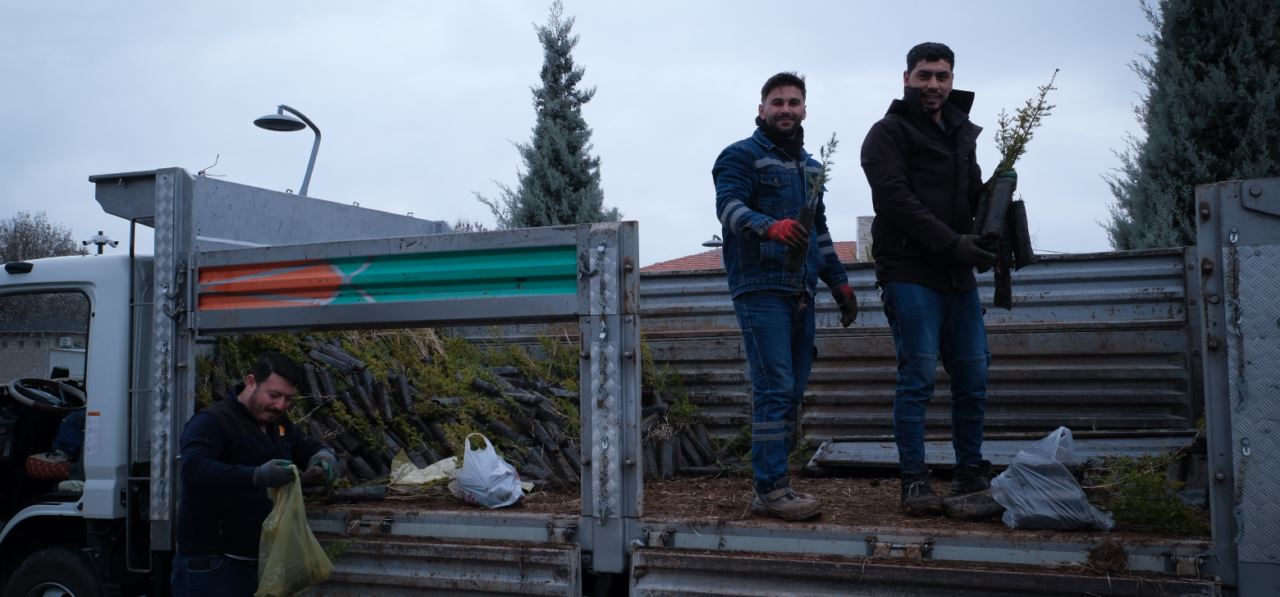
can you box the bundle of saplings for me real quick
[196,329,724,499]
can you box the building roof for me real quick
[641,241,859,273]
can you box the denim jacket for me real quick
[713,128,848,299]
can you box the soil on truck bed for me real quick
[317,472,1208,544]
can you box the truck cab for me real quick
[0,254,154,595]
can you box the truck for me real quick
[0,167,1275,596]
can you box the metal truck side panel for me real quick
[1196,176,1280,593]
[630,549,1219,596]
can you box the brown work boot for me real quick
[751,487,822,521]
[900,472,944,516]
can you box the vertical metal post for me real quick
[148,169,195,550]
[1195,177,1280,592]
[578,222,642,574]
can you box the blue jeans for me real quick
[171,553,258,597]
[733,291,815,495]
[881,282,990,474]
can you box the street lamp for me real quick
[701,234,723,248]
[254,104,321,197]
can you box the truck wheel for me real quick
[2,547,102,597]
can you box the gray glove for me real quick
[951,234,997,270]
[304,449,338,487]
[252,459,295,488]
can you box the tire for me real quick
[2,547,102,597]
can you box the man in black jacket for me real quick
[860,42,997,515]
[171,351,336,596]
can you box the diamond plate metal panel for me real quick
[150,172,175,522]
[1227,244,1280,565]
[589,242,621,523]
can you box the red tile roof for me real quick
[641,241,859,273]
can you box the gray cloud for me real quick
[0,1,1150,265]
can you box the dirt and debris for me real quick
[315,472,1207,546]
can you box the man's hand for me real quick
[303,449,338,487]
[252,459,295,489]
[764,218,809,248]
[950,234,997,270]
[831,284,858,327]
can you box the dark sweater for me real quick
[175,398,322,557]
[861,87,986,292]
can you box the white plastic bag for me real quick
[454,433,523,508]
[990,427,1114,531]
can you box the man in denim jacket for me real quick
[713,72,857,521]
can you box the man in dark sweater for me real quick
[860,42,998,515]
[171,351,336,596]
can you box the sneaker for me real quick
[951,460,993,496]
[751,487,822,521]
[900,472,944,515]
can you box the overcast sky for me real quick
[0,1,1152,266]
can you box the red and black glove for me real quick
[764,218,809,248]
[831,284,858,328]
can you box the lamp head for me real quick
[254,112,306,132]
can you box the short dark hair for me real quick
[761,72,806,102]
[906,42,954,72]
[250,350,304,389]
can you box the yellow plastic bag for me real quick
[255,465,333,597]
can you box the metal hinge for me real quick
[866,536,934,560]
[347,516,393,535]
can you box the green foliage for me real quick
[0,211,88,261]
[1093,453,1209,535]
[205,328,699,473]
[717,424,752,467]
[476,1,620,228]
[1106,0,1280,250]
[805,133,839,208]
[993,69,1058,174]
[322,538,352,561]
[641,339,698,429]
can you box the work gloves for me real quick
[831,284,858,328]
[252,459,295,489]
[950,234,997,270]
[764,218,809,248]
[303,448,338,488]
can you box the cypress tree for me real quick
[478,1,619,229]
[1106,0,1280,249]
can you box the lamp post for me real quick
[254,104,321,197]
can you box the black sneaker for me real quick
[900,472,944,515]
[951,460,993,496]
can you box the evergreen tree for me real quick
[1106,0,1280,249]
[478,1,619,229]
[0,211,87,261]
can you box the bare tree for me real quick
[0,212,88,261]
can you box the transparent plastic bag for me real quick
[256,466,333,596]
[455,433,523,508]
[990,427,1114,531]
[1026,425,1077,464]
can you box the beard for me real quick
[249,388,283,423]
[903,86,944,115]
[763,117,800,138]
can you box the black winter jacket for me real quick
[176,397,324,558]
[861,87,985,292]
